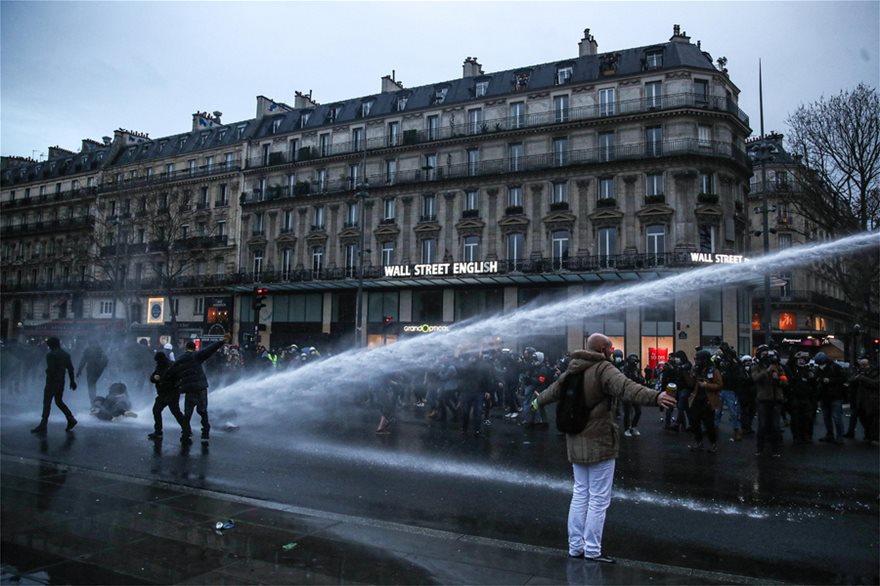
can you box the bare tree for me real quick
[784,83,880,333]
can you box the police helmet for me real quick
[626,353,640,363]
[813,352,829,365]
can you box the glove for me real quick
[70,382,77,391]
[530,398,539,412]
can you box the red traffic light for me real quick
[382,316,394,325]
[255,287,269,295]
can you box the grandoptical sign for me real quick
[689,253,749,264]
[383,261,499,278]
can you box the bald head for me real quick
[586,333,613,356]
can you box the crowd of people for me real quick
[4,332,877,453]
[355,340,879,455]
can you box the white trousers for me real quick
[568,459,616,557]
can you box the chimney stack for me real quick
[670,24,691,43]
[48,146,75,161]
[381,70,404,93]
[294,90,318,109]
[192,111,221,131]
[578,28,598,57]
[462,57,484,78]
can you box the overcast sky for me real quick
[2,1,878,158]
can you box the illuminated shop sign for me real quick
[402,324,450,333]
[689,253,749,264]
[383,261,499,278]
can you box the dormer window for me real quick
[158,140,167,152]
[200,133,209,145]
[433,87,448,104]
[327,105,341,123]
[218,129,227,141]
[475,80,489,97]
[645,50,664,70]
[360,100,373,118]
[514,71,531,91]
[272,118,282,133]
[556,66,573,85]
[397,94,409,112]
[178,137,188,149]
[237,124,247,139]
[300,111,312,128]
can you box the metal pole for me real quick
[759,60,773,346]
[353,140,369,348]
[354,187,367,347]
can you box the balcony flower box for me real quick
[505,205,524,216]
[549,201,570,211]
[596,197,617,208]
[645,194,666,205]
[698,192,719,204]
[462,209,480,218]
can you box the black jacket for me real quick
[46,348,75,389]
[165,341,224,394]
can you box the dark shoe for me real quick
[754,451,763,456]
[708,444,718,453]
[30,425,47,434]
[568,552,584,559]
[181,435,193,445]
[688,443,704,452]
[843,432,855,439]
[65,419,78,432]
[818,436,832,443]
[148,432,163,440]
[771,452,782,458]
[201,431,210,441]
[585,555,615,564]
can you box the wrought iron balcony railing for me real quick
[96,159,241,194]
[245,92,750,170]
[242,138,747,205]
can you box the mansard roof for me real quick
[3,38,725,182]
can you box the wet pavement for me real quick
[1,456,759,585]
[1,398,878,585]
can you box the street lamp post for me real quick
[353,180,369,348]
[754,60,774,347]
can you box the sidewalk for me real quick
[0,455,766,585]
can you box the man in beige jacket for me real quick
[535,333,676,563]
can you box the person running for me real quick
[148,351,186,441]
[31,336,78,434]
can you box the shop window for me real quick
[412,289,443,323]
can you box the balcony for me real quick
[241,91,750,171]
[96,159,241,194]
[697,193,719,205]
[645,194,666,205]
[462,209,480,218]
[753,289,853,315]
[240,138,748,206]
[549,201,569,211]
[0,186,98,210]
[596,197,617,208]
[505,205,524,216]
[2,216,95,236]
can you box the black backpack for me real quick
[555,370,590,434]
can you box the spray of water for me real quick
[211,230,879,423]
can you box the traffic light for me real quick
[872,338,879,353]
[382,316,394,328]
[253,287,268,312]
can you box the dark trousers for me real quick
[39,384,75,426]
[789,397,814,442]
[689,396,716,445]
[757,400,783,454]
[460,391,483,433]
[152,393,185,434]
[858,411,878,442]
[738,390,756,432]
[183,389,209,437]
[623,402,642,429]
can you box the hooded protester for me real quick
[814,351,846,443]
[164,334,230,443]
[31,336,78,434]
[660,350,692,431]
[93,382,135,421]
[148,352,186,440]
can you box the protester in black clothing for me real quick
[31,337,78,434]
[661,351,692,431]
[93,382,134,421]
[815,352,847,443]
[148,352,186,440]
[458,352,493,437]
[165,335,229,443]
[76,339,108,408]
[687,350,723,452]
[785,351,817,444]
[738,355,757,434]
[621,354,644,437]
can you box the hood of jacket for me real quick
[566,350,608,374]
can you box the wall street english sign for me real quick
[383,261,499,278]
